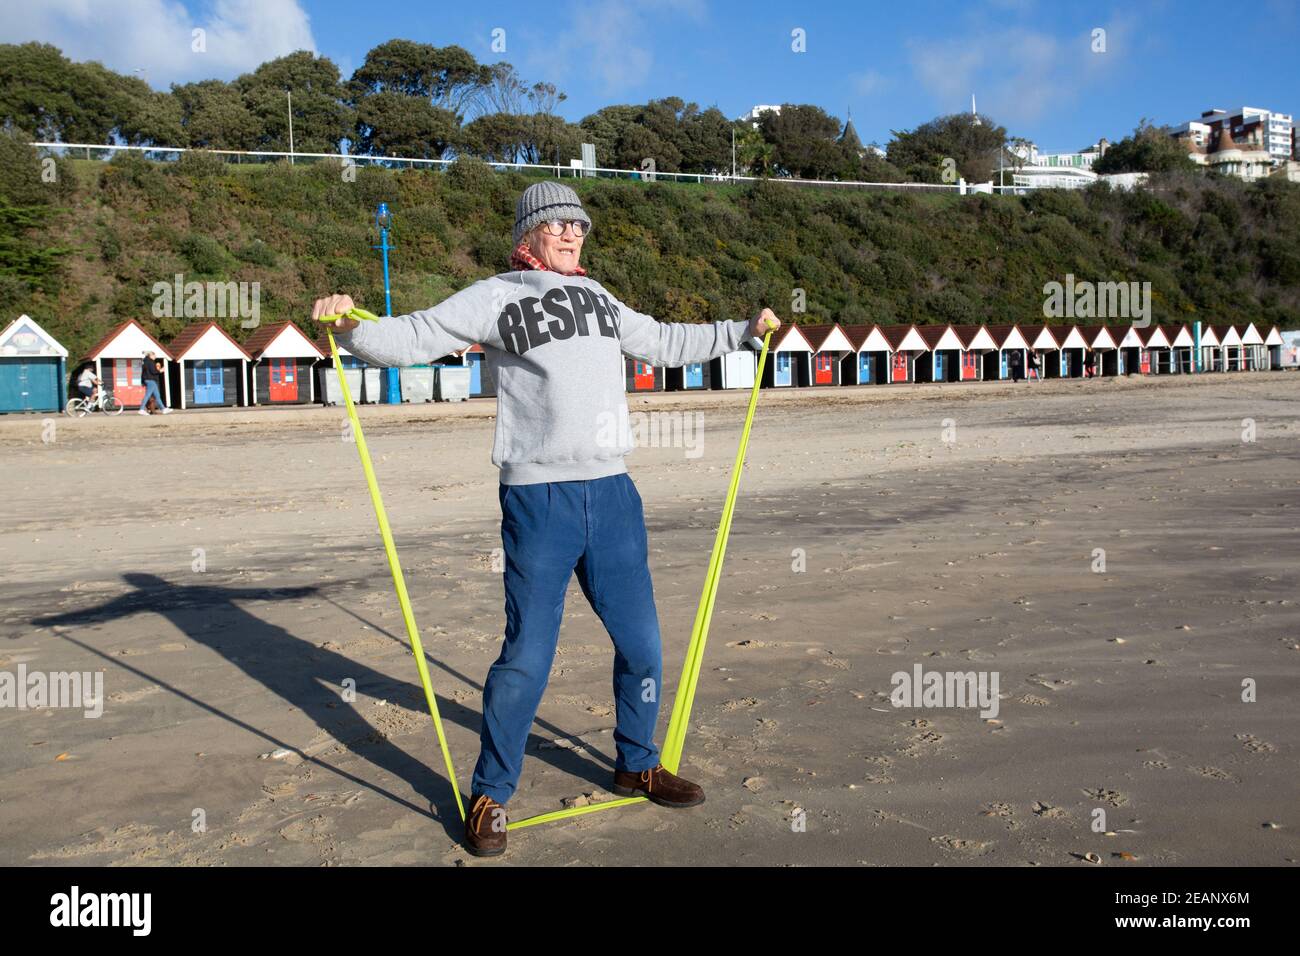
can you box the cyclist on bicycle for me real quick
[76,366,100,403]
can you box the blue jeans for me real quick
[140,381,163,408]
[471,473,663,804]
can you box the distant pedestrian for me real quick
[145,357,166,413]
[138,351,170,415]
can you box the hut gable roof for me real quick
[984,324,1031,350]
[244,321,326,360]
[798,323,855,353]
[954,325,998,350]
[83,319,174,361]
[1111,325,1143,348]
[842,324,891,352]
[0,314,68,358]
[1161,324,1194,347]
[772,323,815,352]
[1030,324,1062,349]
[879,324,928,351]
[1077,325,1119,349]
[1139,325,1171,348]
[1238,322,1264,345]
[168,321,254,361]
[1212,325,1242,346]
[1198,325,1221,346]
[1264,325,1283,346]
[1058,325,1090,349]
[916,324,964,350]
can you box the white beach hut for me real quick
[1197,324,1222,371]
[1057,325,1090,378]
[1214,325,1243,371]
[80,319,174,410]
[1239,322,1265,370]
[841,324,893,385]
[1264,325,1284,369]
[760,324,816,388]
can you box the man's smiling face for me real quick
[528,221,585,272]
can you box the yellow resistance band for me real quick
[325,312,465,825]
[323,308,773,830]
[660,327,775,774]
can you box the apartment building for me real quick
[1171,106,1294,181]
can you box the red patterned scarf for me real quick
[509,239,586,277]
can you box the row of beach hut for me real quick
[0,314,1294,413]
[643,320,1292,391]
[0,315,496,412]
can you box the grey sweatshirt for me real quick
[337,269,754,485]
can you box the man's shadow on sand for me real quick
[31,571,620,838]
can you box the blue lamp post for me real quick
[373,202,401,403]
[374,202,394,316]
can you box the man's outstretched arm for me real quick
[312,282,501,367]
[612,296,781,367]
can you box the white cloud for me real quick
[0,0,317,86]
[906,18,1135,133]
[851,69,889,97]
[516,0,707,97]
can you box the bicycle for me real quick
[65,389,124,417]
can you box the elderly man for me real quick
[138,350,170,414]
[314,180,780,857]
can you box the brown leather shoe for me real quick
[612,763,705,808]
[464,793,508,857]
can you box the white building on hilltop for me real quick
[1007,139,1111,189]
[738,104,781,129]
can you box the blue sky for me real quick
[4,0,1298,151]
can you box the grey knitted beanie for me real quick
[513,181,592,244]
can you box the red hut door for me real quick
[113,358,144,406]
[1139,349,1151,374]
[891,353,908,382]
[814,353,832,384]
[633,361,655,390]
[961,352,978,380]
[269,358,296,401]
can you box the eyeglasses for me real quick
[539,219,589,237]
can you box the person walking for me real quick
[138,351,170,415]
[314,181,779,857]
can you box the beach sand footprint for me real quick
[1235,733,1276,754]
[1083,788,1129,807]
[931,834,992,855]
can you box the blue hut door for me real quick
[685,362,703,388]
[467,353,483,394]
[0,363,22,410]
[3,360,57,411]
[933,353,945,381]
[999,351,1009,379]
[858,352,871,383]
[775,352,791,386]
[194,360,224,404]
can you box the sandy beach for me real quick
[1,372,1297,866]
